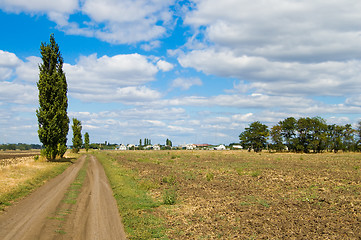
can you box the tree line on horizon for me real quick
[239,117,361,153]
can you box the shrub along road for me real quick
[0,154,126,240]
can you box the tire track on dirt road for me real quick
[0,154,127,240]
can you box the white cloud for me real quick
[145,120,166,127]
[64,53,162,103]
[0,50,21,81]
[0,50,21,67]
[0,0,176,44]
[162,93,314,110]
[0,82,37,104]
[141,40,161,51]
[185,0,361,61]
[171,77,202,90]
[178,0,361,100]
[345,95,361,107]
[156,59,174,71]
[168,125,194,133]
[15,56,41,83]
[0,0,78,13]
[71,0,175,44]
[178,49,361,96]
[232,113,254,122]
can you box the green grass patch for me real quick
[242,195,271,208]
[96,152,166,240]
[162,175,176,185]
[163,188,177,205]
[206,172,214,181]
[63,158,88,205]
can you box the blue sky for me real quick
[1,0,361,146]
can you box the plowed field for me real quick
[107,150,361,239]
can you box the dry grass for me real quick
[0,152,72,211]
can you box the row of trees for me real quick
[71,118,90,153]
[139,138,152,146]
[239,117,361,153]
[0,143,42,150]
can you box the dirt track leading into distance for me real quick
[0,154,127,240]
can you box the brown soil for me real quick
[0,150,40,161]
[0,154,127,240]
[112,151,361,239]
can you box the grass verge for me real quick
[0,160,72,212]
[95,152,166,240]
[63,157,88,205]
[53,156,89,235]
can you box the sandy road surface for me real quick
[0,155,127,240]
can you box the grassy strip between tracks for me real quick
[95,152,167,240]
[0,158,73,212]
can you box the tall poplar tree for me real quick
[36,34,69,161]
[72,118,82,153]
[84,132,90,152]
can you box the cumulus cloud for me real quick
[15,56,41,83]
[171,77,202,90]
[161,93,315,110]
[0,50,165,104]
[0,50,21,81]
[64,53,163,103]
[185,0,361,62]
[0,81,37,104]
[178,48,361,96]
[0,0,176,44]
[179,0,361,99]
[0,50,38,104]
[0,0,78,13]
[141,40,161,51]
[156,59,174,71]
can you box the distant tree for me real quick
[356,120,361,151]
[166,138,172,147]
[72,118,82,153]
[143,138,151,146]
[343,124,355,152]
[270,124,284,151]
[309,117,327,153]
[279,117,297,152]
[36,34,69,160]
[139,139,142,146]
[239,121,269,152]
[296,117,315,153]
[328,124,345,153]
[84,132,89,152]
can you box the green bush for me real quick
[206,172,214,181]
[163,188,177,205]
[162,175,176,185]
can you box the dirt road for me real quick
[0,155,127,240]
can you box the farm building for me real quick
[152,145,160,150]
[127,144,135,150]
[117,144,126,151]
[232,145,243,149]
[214,144,226,150]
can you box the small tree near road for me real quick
[84,132,89,152]
[72,118,82,153]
